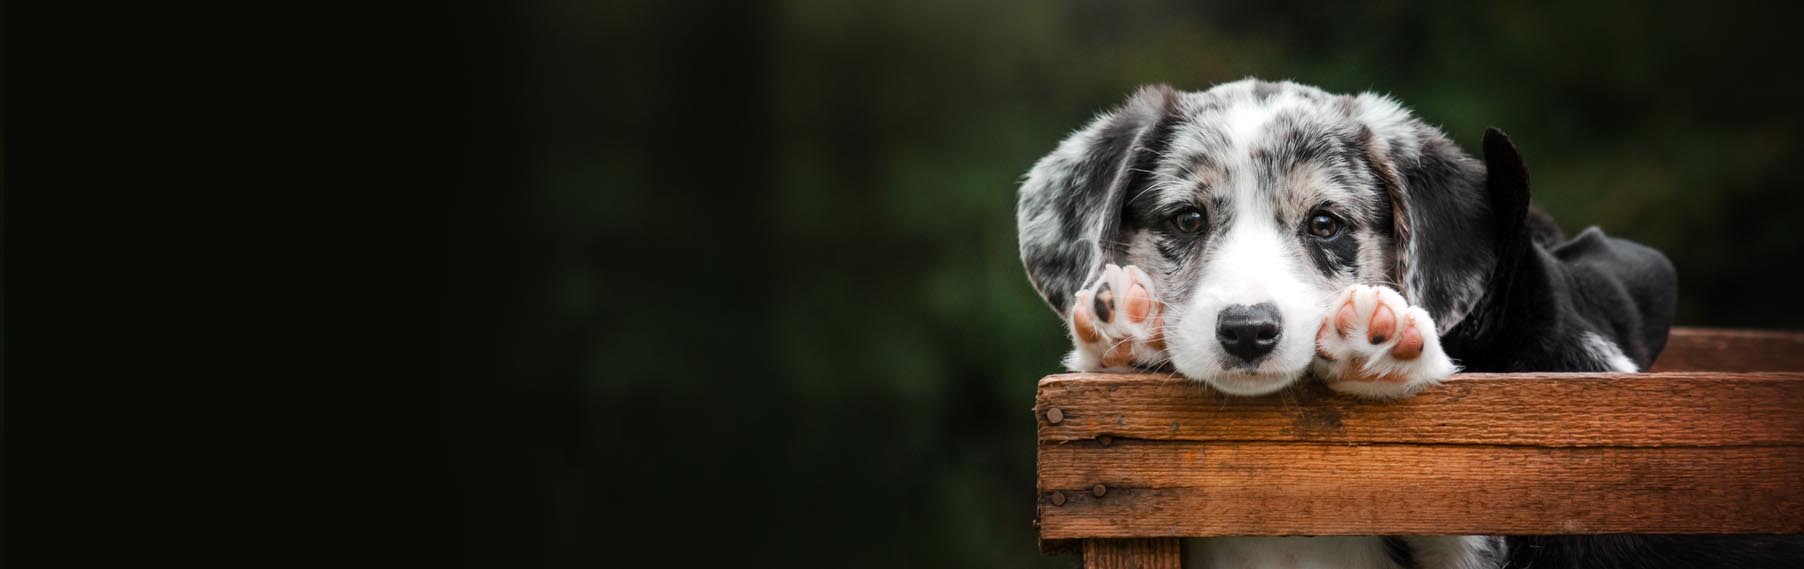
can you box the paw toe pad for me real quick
[1065,264,1166,371]
[1368,304,1395,344]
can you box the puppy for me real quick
[1017,79,1796,568]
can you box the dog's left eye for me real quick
[1306,212,1344,239]
[1170,208,1205,234]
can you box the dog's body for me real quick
[1016,79,1799,568]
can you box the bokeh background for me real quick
[447,1,1804,566]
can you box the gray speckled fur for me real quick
[1017,79,1494,333]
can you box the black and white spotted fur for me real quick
[1016,79,1800,568]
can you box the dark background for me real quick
[438,0,1804,567]
[42,0,1804,566]
[423,1,1804,567]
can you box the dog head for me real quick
[1018,79,1524,395]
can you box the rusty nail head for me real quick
[1097,435,1113,446]
[1050,491,1067,506]
[1046,407,1064,424]
[1092,484,1107,497]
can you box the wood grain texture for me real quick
[1039,440,1804,538]
[1653,327,1804,372]
[1034,328,1804,542]
[1037,372,1804,446]
[1082,538,1181,569]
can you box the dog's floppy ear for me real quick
[1017,85,1181,315]
[1445,127,1536,338]
[1365,115,1503,333]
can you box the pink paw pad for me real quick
[1064,264,1167,371]
[1313,284,1457,398]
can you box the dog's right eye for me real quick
[1170,208,1205,234]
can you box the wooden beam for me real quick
[1082,538,1181,569]
[1040,439,1804,538]
[1652,327,1804,372]
[1034,326,1804,541]
[1036,372,1804,446]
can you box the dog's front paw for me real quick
[1312,284,1457,398]
[1065,264,1166,371]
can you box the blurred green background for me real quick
[454,1,1804,566]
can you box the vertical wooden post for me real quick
[1082,538,1181,569]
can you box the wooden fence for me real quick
[1033,327,1804,567]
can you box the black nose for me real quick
[1216,303,1282,361]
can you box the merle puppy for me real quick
[1016,79,1797,568]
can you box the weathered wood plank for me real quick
[1082,538,1181,569]
[1036,327,1804,545]
[1036,372,1804,446]
[1653,327,1804,372]
[1039,441,1804,538]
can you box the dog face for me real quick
[1019,79,1507,395]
